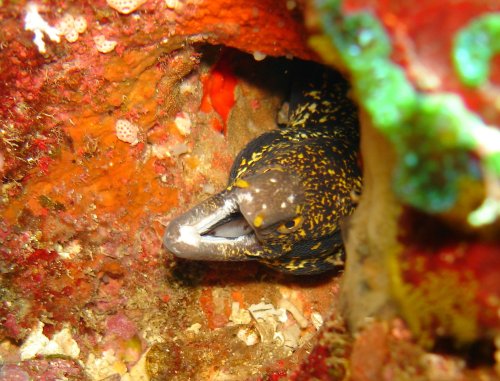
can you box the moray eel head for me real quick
[235,169,305,241]
[164,63,361,274]
[163,168,305,263]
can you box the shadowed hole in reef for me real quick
[165,46,361,275]
[157,46,360,379]
[433,337,496,368]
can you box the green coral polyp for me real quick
[484,151,500,174]
[336,13,391,64]
[316,0,499,225]
[453,13,500,87]
[356,61,416,135]
[413,95,476,150]
[394,149,479,212]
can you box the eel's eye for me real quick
[277,216,303,234]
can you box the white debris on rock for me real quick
[186,323,202,334]
[54,240,82,260]
[20,321,80,360]
[179,79,197,95]
[311,311,324,331]
[94,35,118,54]
[237,327,259,346]
[278,298,309,329]
[86,349,126,380]
[150,142,190,159]
[281,323,302,350]
[229,302,252,325]
[228,298,319,351]
[169,142,190,157]
[24,4,88,53]
[250,303,282,343]
[24,3,61,54]
[120,348,150,381]
[174,112,192,136]
[248,302,287,323]
[150,144,170,160]
[230,301,289,347]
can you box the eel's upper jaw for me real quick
[163,191,263,261]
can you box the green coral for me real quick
[315,0,500,223]
[394,94,482,212]
[453,13,500,87]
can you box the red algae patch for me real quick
[200,52,239,135]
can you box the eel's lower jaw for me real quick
[163,191,263,261]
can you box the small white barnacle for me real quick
[94,35,117,54]
[253,51,266,61]
[165,0,179,9]
[269,178,277,183]
[280,202,287,209]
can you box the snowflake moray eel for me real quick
[163,63,362,275]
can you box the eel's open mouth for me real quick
[203,211,254,238]
[163,169,305,262]
[163,190,264,261]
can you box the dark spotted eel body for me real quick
[163,64,362,275]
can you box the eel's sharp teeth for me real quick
[206,216,253,238]
[194,195,239,235]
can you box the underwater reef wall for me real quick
[0,0,499,380]
[308,0,500,342]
